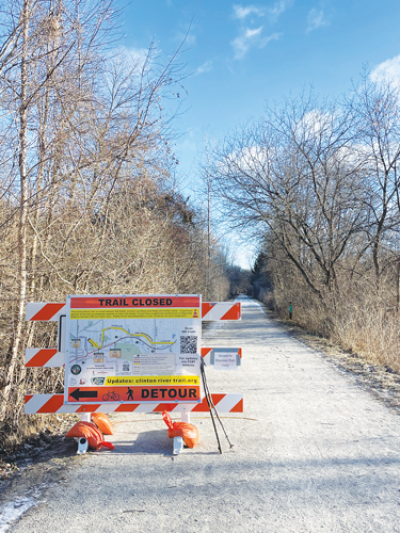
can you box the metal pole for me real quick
[202,360,234,450]
[200,358,222,454]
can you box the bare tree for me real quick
[350,74,400,285]
[215,93,365,310]
[0,0,120,417]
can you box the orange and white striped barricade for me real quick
[201,301,241,321]
[26,301,242,322]
[25,349,65,368]
[24,393,243,415]
[25,295,242,451]
[26,303,66,322]
[25,346,242,369]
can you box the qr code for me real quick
[180,336,198,354]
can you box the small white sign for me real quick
[214,351,238,371]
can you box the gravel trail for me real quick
[7,296,400,532]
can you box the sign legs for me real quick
[173,437,184,455]
[77,437,89,455]
[74,412,92,454]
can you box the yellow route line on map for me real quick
[97,327,174,348]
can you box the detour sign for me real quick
[68,386,201,403]
[64,293,202,406]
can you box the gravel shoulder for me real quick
[2,296,400,533]
[264,311,400,416]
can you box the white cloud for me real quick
[175,30,196,47]
[231,27,281,59]
[109,46,150,71]
[194,60,213,76]
[233,1,292,22]
[269,0,293,22]
[104,47,151,95]
[231,2,288,60]
[371,55,400,84]
[298,110,335,140]
[231,26,262,59]
[306,7,329,32]
[125,47,149,67]
[246,26,263,38]
[260,31,282,49]
[233,4,264,19]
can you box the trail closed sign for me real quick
[64,294,202,404]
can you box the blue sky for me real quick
[116,0,400,267]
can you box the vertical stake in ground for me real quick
[200,358,222,454]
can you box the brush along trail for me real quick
[4,296,400,533]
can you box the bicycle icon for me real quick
[102,390,120,401]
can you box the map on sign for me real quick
[64,295,202,404]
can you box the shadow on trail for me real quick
[102,430,219,456]
[54,453,400,513]
[112,429,170,455]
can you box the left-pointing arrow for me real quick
[70,388,98,402]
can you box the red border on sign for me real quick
[70,296,200,309]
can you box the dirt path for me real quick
[4,296,400,532]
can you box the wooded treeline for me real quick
[215,79,400,371]
[0,0,229,445]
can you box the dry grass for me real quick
[258,280,400,374]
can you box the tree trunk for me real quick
[0,0,30,419]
